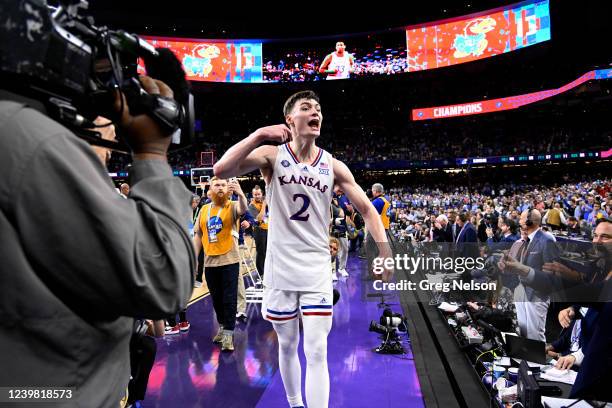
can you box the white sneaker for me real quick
[194,280,203,288]
[339,269,349,277]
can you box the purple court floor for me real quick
[144,254,425,408]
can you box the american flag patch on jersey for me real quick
[319,162,328,169]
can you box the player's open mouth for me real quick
[308,118,320,130]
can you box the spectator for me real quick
[567,216,582,235]
[119,183,130,199]
[498,209,561,341]
[346,203,365,252]
[194,177,247,352]
[332,193,349,277]
[248,185,268,278]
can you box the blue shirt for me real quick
[336,194,350,212]
[372,197,386,214]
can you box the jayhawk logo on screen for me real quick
[453,17,496,58]
[183,44,221,78]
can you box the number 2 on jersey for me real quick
[289,194,310,221]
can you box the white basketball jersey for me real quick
[264,143,335,292]
[327,52,351,80]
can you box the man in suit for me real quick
[455,212,479,259]
[486,216,519,251]
[433,214,453,243]
[498,209,561,341]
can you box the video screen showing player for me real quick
[319,41,355,80]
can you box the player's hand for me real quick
[558,307,575,328]
[373,256,394,283]
[241,220,251,230]
[555,355,576,370]
[252,124,292,144]
[375,244,394,283]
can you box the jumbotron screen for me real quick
[141,37,263,83]
[406,0,551,71]
[141,0,550,83]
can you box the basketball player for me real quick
[214,90,392,408]
[319,41,355,80]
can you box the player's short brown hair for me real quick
[283,90,320,116]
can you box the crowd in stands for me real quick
[107,128,611,173]
[381,180,611,244]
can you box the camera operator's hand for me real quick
[558,306,576,329]
[251,124,292,144]
[115,75,175,160]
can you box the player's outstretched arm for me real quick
[334,158,393,281]
[214,125,291,179]
[319,54,334,74]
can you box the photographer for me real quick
[0,78,195,404]
[0,4,195,407]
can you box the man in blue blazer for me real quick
[498,209,561,341]
[455,212,479,259]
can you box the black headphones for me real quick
[525,208,534,227]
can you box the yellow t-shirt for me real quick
[250,200,268,230]
[199,201,240,267]
[380,197,391,230]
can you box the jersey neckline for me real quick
[285,143,323,167]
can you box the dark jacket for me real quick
[456,222,479,259]
[434,223,453,243]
